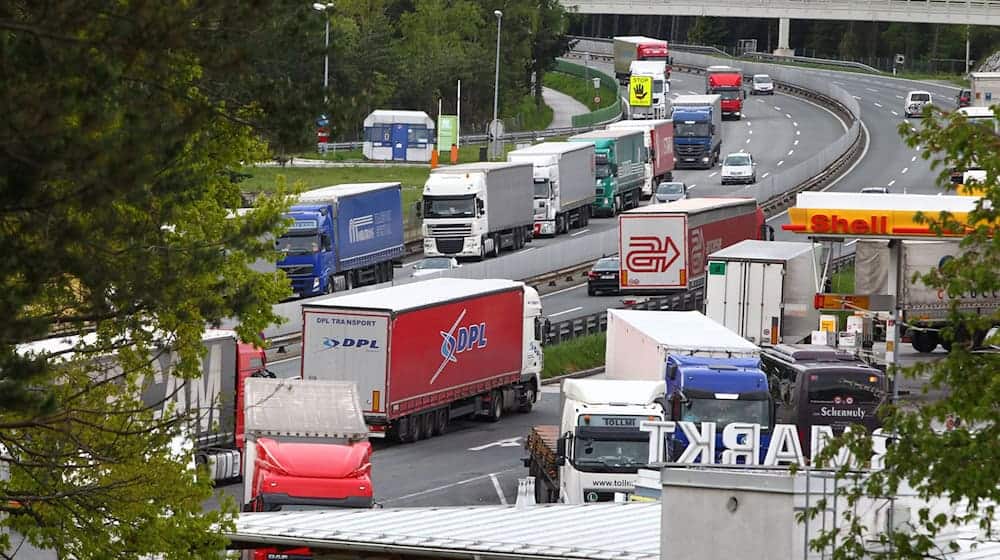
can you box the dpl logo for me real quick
[431,309,488,383]
[625,236,680,273]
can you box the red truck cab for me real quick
[706,68,745,120]
[637,41,671,79]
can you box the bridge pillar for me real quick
[774,18,794,57]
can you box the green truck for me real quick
[569,129,646,217]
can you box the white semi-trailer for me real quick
[507,142,596,237]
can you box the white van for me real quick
[904,91,932,118]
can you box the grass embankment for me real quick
[239,167,426,209]
[542,333,606,379]
[543,71,617,112]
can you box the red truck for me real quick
[706,66,745,120]
[614,36,671,83]
[300,277,545,442]
[606,119,675,199]
[241,377,374,560]
[618,197,764,293]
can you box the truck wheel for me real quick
[420,412,435,440]
[409,415,423,441]
[580,207,590,226]
[433,408,449,435]
[493,234,501,258]
[911,330,938,353]
[487,390,503,423]
[518,384,536,413]
[394,417,414,443]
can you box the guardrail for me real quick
[551,59,624,127]
[743,51,882,74]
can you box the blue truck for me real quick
[276,182,405,298]
[671,94,723,170]
[605,309,773,464]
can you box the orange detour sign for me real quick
[781,192,986,239]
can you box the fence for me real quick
[551,59,624,127]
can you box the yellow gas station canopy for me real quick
[782,192,989,239]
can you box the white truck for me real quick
[507,142,596,237]
[705,240,820,346]
[523,378,666,504]
[421,162,534,259]
[628,60,669,119]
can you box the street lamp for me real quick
[313,3,334,97]
[492,10,503,133]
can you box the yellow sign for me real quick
[783,208,978,238]
[629,76,652,107]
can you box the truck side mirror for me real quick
[669,394,682,421]
[476,198,485,214]
[414,201,423,219]
[556,434,568,466]
[666,363,678,380]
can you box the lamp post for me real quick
[492,10,502,132]
[313,3,334,99]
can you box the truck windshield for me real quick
[675,122,711,137]
[534,179,552,199]
[717,90,741,100]
[423,195,476,218]
[653,80,664,94]
[573,434,648,472]
[681,398,771,429]
[275,234,319,256]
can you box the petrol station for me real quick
[780,191,987,382]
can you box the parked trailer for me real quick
[606,119,675,198]
[17,330,266,482]
[855,239,1000,352]
[706,240,820,346]
[276,183,405,298]
[300,278,544,441]
[421,162,534,259]
[618,198,764,293]
[507,142,596,237]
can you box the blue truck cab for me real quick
[276,183,405,298]
[663,355,774,463]
[671,94,723,170]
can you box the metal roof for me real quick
[507,141,593,156]
[304,278,523,313]
[243,378,368,440]
[608,309,760,355]
[295,182,401,204]
[625,197,755,214]
[563,378,666,406]
[708,240,814,262]
[226,503,661,560]
[795,191,979,213]
[363,110,433,127]
[17,329,235,362]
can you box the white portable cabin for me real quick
[363,110,434,162]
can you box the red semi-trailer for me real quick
[613,36,671,83]
[706,66,745,120]
[300,278,544,442]
[618,198,764,293]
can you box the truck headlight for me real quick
[702,156,709,162]
[312,278,321,290]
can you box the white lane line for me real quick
[757,99,766,103]
[787,149,794,156]
[785,113,792,119]
[516,248,535,254]
[853,95,862,100]
[490,473,509,506]
[689,184,697,189]
[792,121,798,127]
[888,179,897,186]
[548,306,582,318]
[268,355,300,366]
[834,81,845,85]
[749,129,753,135]
[911,155,917,162]
[791,90,849,133]
[793,139,799,146]
[688,90,698,94]
[746,138,751,144]
[891,110,899,116]
[866,87,879,93]
[709,172,718,177]
[541,283,585,298]
[895,95,904,99]
[777,160,785,166]
[874,102,883,108]
[570,228,590,237]
[774,106,782,111]
[901,167,909,174]
[762,172,770,178]
[746,121,752,127]
[382,467,521,504]
[796,130,801,135]
[911,127,918,132]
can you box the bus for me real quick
[759,344,887,457]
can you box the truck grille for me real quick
[278,265,313,276]
[428,223,472,237]
[676,145,705,157]
[435,238,465,254]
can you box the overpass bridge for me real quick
[564,0,1000,55]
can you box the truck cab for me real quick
[671,94,722,169]
[706,66,745,120]
[569,129,645,216]
[277,205,337,296]
[629,60,669,120]
[663,355,774,463]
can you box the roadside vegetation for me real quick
[542,333,606,378]
[543,71,617,112]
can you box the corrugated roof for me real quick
[295,182,400,204]
[304,278,523,313]
[227,503,661,560]
[608,309,760,355]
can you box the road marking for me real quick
[548,306,582,318]
[787,149,794,156]
[791,93,848,133]
[570,228,590,237]
[762,172,770,178]
[542,283,585,298]
[774,106,782,111]
[866,87,879,93]
[490,474,509,506]
[853,95,862,100]
[757,99,766,103]
[746,138,751,144]
[785,113,792,119]
[792,121,798,127]
[834,81,845,85]
[746,121,752,126]
[888,179,897,186]
[793,139,799,146]
[688,90,698,94]
[911,127,917,133]
[901,167,909,174]
[268,355,300,366]
[891,110,899,116]
[689,184,697,189]
[911,155,917,162]
[874,102,883,108]
[777,160,785,166]
[709,172,718,177]
[796,130,801,135]
[469,437,523,451]
[895,95,904,99]
[516,248,535,254]
[381,467,522,504]
[748,129,753,135]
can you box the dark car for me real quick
[587,257,620,296]
[957,89,972,108]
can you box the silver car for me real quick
[410,257,461,277]
[654,181,688,203]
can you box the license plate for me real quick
[601,273,615,279]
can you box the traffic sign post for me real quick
[488,119,504,160]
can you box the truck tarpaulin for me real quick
[333,184,405,268]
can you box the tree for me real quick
[1,1,293,556]
[686,16,729,49]
[806,108,1000,558]
[528,0,576,106]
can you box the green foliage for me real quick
[509,95,555,131]
[543,72,617,112]
[542,333,607,378]
[687,17,728,48]
[0,1,294,556]
[807,108,1000,558]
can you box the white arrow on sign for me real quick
[468,437,522,451]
